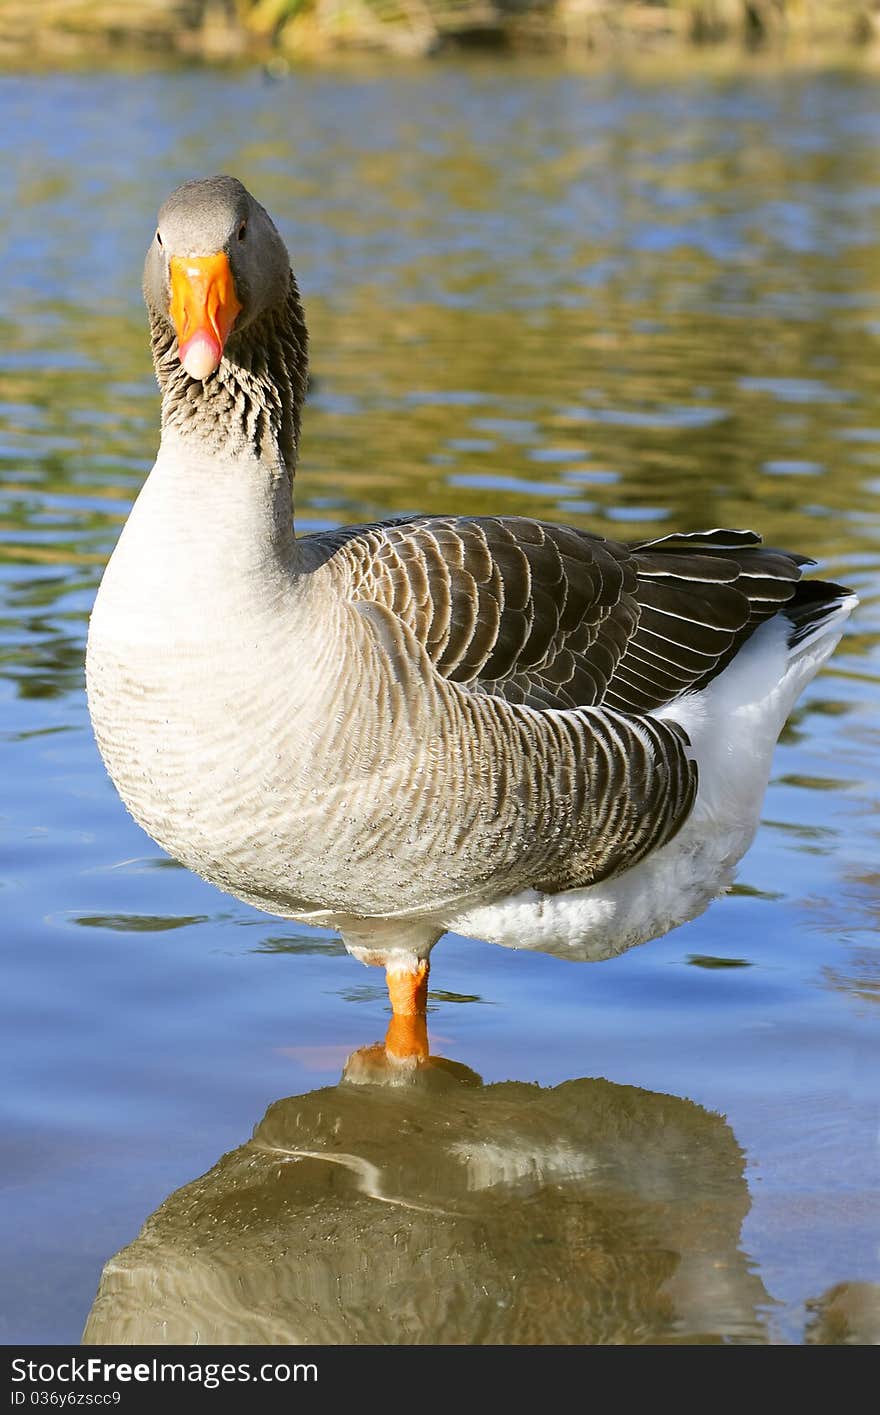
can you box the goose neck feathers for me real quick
[149,275,308,476]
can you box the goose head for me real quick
[143,174,292,381]
[142,176,308,469]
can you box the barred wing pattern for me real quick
[305,517,806,894]
[314,517,805,713]
[523,707,698,894]
[606,528,805,713]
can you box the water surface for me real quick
[1,62,878,1345]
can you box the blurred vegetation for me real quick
[4,0,880,62]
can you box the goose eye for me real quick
[237,221,247,242]
[156,230,163,247]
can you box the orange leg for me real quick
[384,960,430,1062]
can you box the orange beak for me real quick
[169,251,242,380]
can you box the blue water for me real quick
[1,63,878,1345]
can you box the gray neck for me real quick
[149,273,309,489]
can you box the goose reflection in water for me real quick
[83,1039,774,1346]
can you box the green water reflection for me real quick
[82,1052,880,1346]
[84,1061,773,1346]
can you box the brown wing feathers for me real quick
[309,516,806,893]
[607,531,803,712]
[327,516,804,716]
[354,517,632,702]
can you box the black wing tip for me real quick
[633,527,820,567]
[783,578,858,647]
[632,527,763,552]
[760,545,815,568]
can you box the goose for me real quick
[86,175,857,1061]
